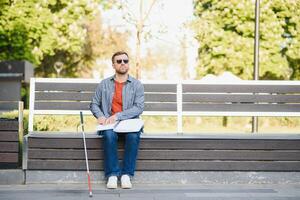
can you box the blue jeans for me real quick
[100,129,141,178]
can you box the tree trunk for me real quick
[135,29,141,79]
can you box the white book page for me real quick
[96,122,117,131]
[113,119,144,133]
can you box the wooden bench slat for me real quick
[144,84,177,92]
[35,92,94,101]
[182,103,300,112]
[0,120,19,131]
[27,159,300,171]
[139,139,300,150]
[144,102,177,111]
[138,150,300,161]
[34,102,178,111]
[0,102,19,110]
[35,82,98,91]
[0,131,18,142]
[0,142,19,152]
[35,92,177,102]
[28,138,102,149]
[27,138,300,150]
[35,102,90,110]
[182,84,300,93]
[0,152,18,163]
[136,160,300,171]
[27,159,103,170]
[145,93,177,102]
[36,82,177,93]
[27,149,300,161]
[183,94,300,103]
[28,149,103,160]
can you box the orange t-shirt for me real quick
[111,81,124,115]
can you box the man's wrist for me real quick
[97,115,104,120]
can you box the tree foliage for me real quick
[39,13,130,78]
[0,0,122,77]
[193,0,300,80]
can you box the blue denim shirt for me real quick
[90,75,144,121]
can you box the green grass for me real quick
[182,116,300,134]
[1,110,300,135]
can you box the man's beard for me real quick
[116,68,128,75]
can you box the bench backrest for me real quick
[182,81,300,115]
[28,78,300,133]
[28,78,178,132]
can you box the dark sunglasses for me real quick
[115,59,129,64]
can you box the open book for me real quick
[96,118,144,133]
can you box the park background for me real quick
[1,0,300,134]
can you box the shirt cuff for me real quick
[94,112,104,119]
[116,112,122,121]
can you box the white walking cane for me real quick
[80,111,93,197]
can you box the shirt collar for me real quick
[110,74,132,83]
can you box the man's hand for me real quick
[104,115,117,125]
[97,117,107,125]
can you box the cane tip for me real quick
[89,191,93,197]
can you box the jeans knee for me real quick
[103,130,117,143]
[126,133,140,143]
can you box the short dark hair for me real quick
[112,51,129,63]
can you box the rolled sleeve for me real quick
[90,82,105,119]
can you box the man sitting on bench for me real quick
[90,51,144,189]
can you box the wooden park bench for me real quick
[23,78,300,174]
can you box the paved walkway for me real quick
[0,183,300,200]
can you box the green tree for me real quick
[193,0,300,80]
[0,0,117,77]
[40,13,130,78]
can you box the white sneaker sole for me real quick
[121,185,132,189]
[107,184,117,189]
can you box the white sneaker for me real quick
[106,176,118,189]
[121,174,132,189]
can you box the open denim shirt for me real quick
[90,75,144,121]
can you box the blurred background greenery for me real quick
[1,0,299,80]
[193,0,300,80]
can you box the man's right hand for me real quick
[97,117,107,125]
